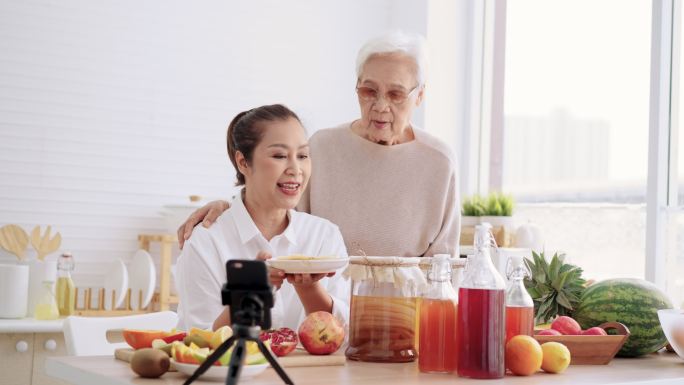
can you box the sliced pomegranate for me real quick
[260,327,298,357]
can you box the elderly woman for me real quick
[179,31,460,258]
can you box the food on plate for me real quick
[210,325,234,349]
[551,316,582,335]
[540,342,571,374]
[536,329,562,336]
[171,340,268,367]
[505,335,542,376]
[260,327,298,357]
[581,327,607,336]
[183,334,210,349]
[162,331,186,343]
[277,255,339,260]
[299,311,345,355]
[573,278,673,357]
[123,329,170,350]
[130,348,170,378]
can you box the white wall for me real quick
[0,0,472,286]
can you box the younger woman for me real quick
[176,104,349,331]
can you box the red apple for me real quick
[582,327,608,336]
[537,329,562,336]
[551,316,582,335]
[259,327,298,357]
[298,311,345,355]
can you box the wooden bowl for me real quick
[533,322,630,365]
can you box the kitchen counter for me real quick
[46,351,684,385]
[0,318,64,333]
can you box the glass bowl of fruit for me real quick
[658,309,684,360]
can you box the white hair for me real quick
[355,31,428,86]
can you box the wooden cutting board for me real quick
[115,347,346,368]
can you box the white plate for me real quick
[128,249,155,310]
[267,257,349,274]
[103,259,128,310]
[172,360,268,382]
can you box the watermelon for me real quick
[572,278,673,357]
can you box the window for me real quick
[495,0,653,281]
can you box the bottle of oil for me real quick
[56,252,76,316]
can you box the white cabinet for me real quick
[32,333,69,385]
[1,333,34,385]
[0,319,68,385]
[0,331,68,385]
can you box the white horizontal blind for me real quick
[0,0,400,286]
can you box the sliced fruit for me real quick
[162,332,187,344]
[123,329,169,350]
[210,326,233,349]
[189,327,215,345]
[184,334,210,348]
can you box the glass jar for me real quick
[343,256,426,363]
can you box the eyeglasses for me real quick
[355,84,419,105]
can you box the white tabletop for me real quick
[0,317,64,333]
[46,351,684,385]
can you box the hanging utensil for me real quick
[30,225,62,261]
[0,224,29,260]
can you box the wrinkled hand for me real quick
[255,251,286,290]
[177,200,230,249]
[286,272,335,287]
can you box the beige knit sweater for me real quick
[298,122,460,257]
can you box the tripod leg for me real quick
[183,336,236,385]
[225,338,247,385]
[254,338,294,385]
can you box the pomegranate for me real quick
[551,316,582,335]
[298,311,345,355]
[537,329,562,336]
[259,327,298,357]
[581,327,607,336]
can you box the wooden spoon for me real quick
[30,225,62,261]
[0,224,29,260]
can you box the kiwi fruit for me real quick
[130,348,170,378]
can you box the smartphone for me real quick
[222,259,273,329]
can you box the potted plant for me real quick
[461,195,486,226]
[479,192,515,232]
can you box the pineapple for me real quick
[524,251,586,324]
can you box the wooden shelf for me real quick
[138,233,178,312]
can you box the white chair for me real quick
[63,311,179,356]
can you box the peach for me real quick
[537,329,562,336]
[298,311,345,355]
[551,316,582,335]
[581,327,607,336]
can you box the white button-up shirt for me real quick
[176,196,350,332]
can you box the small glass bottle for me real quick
[456,224,506,379]
[419,254,458,373]
[505,255,535,342]
[34,262,59,320]
[56,252,76,316]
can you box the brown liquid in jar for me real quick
[345,295,418,362]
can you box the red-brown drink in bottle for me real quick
[456,224,506,379]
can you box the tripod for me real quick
[182,323,293,385]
